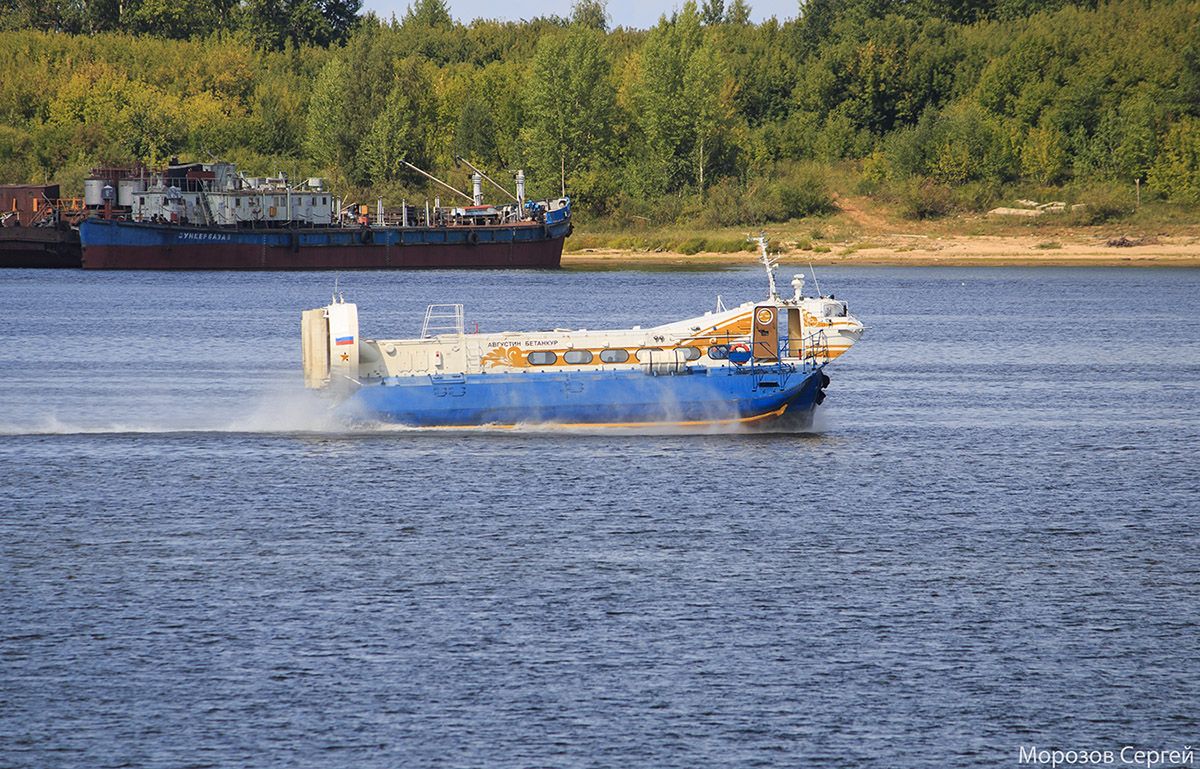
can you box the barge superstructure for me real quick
[77,161,570,270]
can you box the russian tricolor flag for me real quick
[335,335,354,346]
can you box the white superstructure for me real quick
[304,235,864,393]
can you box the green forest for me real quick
[2,0,1199,230]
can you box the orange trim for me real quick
[405,403,789,430]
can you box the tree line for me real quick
[1,0,1198,227]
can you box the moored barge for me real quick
[76,160,571,270]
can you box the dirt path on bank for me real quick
[835,195,893,234]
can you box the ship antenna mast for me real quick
[749,231,780,299]
[808,260,823,297]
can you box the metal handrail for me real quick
[699,330,828,375]
[421,304,465,338]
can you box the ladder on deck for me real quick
[198,187,217,225]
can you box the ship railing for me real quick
[25,197,86,225]
[769,331,827,371]
[421,304,465,338]
[50,197,86,212]
[702,331,826,376]
[801,330,829,367]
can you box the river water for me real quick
[2,265,1198,768]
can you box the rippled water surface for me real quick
[2,266,1198,768]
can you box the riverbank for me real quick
[563,233,1200,269]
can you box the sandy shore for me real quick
[563,234,1200,269]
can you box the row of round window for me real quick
[527,347,704,366]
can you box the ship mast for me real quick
[750,232,780,300]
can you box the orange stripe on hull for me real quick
[400,403,791,430]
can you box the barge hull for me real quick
[0,226,81,268]
[80,219,567,270]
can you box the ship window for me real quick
[635,348,664,363]
[322,197,327,205]
[527,351,557,366]
[677,346,702,361]
[563,350,593,364]
[598,349,629,364]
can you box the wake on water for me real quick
[0,386,349,436]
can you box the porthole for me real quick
[635,348,663,363]
[563,350,593,364]
[678,346,702,361]
[527,351,557,366]
[598,349,629,364]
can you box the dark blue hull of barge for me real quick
[79,217,570,270]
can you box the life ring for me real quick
[467,231,480,245]
[728,342,751,365]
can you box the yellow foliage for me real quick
[1021,124,1067,185]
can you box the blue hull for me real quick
[347,365,826,428]
[79,217,569,270]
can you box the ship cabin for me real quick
[127,171,334,227]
